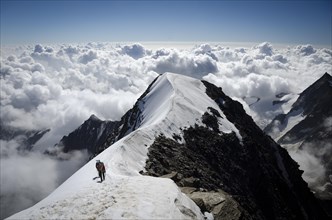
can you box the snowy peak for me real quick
[88,114,102,122]
[8,73,328,220]
[265,72,332,141]
[292,72,332,114]
[144,75,328,219]
[264,72,332,200]
[136,72,242,140]
[53,115,119,156]
[97,72,242,153]
[0,122,50,151]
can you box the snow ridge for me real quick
[8,72,243,219]
[140,73,242,142]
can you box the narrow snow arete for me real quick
[8,73,327,219]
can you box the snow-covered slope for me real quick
[9,73,239,219]
[51,114,119,157]
[265,72,332,145]
[264,72,332,200]
[8,72,328,220]
[138,72,241,140]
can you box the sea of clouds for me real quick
[1,42,331,218]
[289,116,332,200]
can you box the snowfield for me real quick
[269,108,306,141]
[8,73,242,219]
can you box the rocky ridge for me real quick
[265,73,332,200]
[142,79,328,220]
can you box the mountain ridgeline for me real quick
[53,76,160,158]
[265,72,332,145]
[54,115,119,157]
[0,121,50,152]
[143,80,327,219]
[265,72,332,200]
[51,73,328,219]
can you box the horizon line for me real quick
[1,41,331,50]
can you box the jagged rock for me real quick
[54,114,119,156]
[190,191,225,209]
[50,77,162,159]
[266,72,332,145]
[181,177,201,188]
[212,197,243,220]
[265,72,332,199]
[7,70,329,220]
[160,171,178,181]
[0,122,50,151]
[143,77,328,219]
[181,187,244,220]
[180,187,197,195]
[191,197,207,213]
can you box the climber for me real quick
[96,160,106,182]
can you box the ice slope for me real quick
[269,108,306,141]
[139,72,242,141]
[8,73,241,219]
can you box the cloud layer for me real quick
[2,42,331,137]
[1,42,331,217]
[0,139,88,219]
[289,140,332,199]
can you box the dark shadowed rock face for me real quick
[0,121,50,151]
[95,76,160,154]
[55,114,119,156]
[144,80,328,220]
[54,76,161,158]
[265,72,332,145]
[179,186,244,220]
[264,73,332,200]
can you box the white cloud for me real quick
[149,48,218,78]
[0,139,88,219]
[295,44,316,56]
[324,117,332,132]
[289,141,332,199]
[1,42,331,216]
[118,43,149,60]
[202,43,331,127]
[2,42,331,141]
[78,50,98,64]
[253,42,274,57]
[289,149,325,188]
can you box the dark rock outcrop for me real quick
[0,121,50,152]
[265,72,332,199]
[53,76,161,158]
[143,79,328,220]
[180,187,243,220]
[265,72,332,145]
[55,114,119,156]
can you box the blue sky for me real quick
[1,0,331,46]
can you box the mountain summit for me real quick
[265,72,332,200]
[52,114,119,157]
[265,72,332,144]
[8,73,327,219]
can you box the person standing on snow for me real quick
[96,160,106,182]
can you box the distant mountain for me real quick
[52,115,119,157]
[0,122,50,151]
[9,73,328,220]
[265,72,332,200]
[52,76,160,158]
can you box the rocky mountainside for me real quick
[53,114,119,157]
[143,78,328,220]
[265,72,332,144]
[0,122,50,151]
[52,77,161,159]
[9,73,328,220]
[264,72,332,200]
